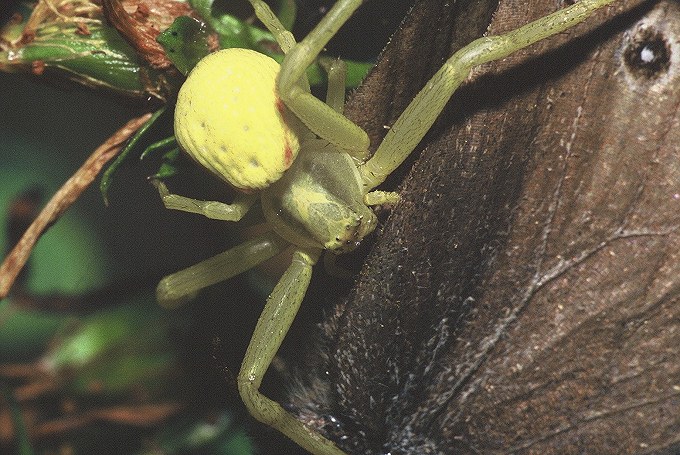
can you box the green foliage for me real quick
[189,0,372,86]
[139,414,254,455]
[157,16,214,76]
[100,107,171,204]
[0,1,164,98]
[0,384,34,455]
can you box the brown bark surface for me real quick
[295,0,680,453]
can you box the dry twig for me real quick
[0,113,152,298]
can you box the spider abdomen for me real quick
[174,48,306,192]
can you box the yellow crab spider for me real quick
[155,0,619,453]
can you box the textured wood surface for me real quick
[291,0,680,453]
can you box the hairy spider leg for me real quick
[235,248,346,455]
[248,0,370,160]
[248,0,297,53]
[153,180,257,221]
[357,0,618,190]
[156,231,288,308]
[319,57,348,114]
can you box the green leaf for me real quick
[276,0,298,32]
[100,107,168,203]
[157,16,213,76]
[147,147,182,180]
[189,0,262,50]
[0,300,71,362]
[0,12,165,99]
[188,0,373,87]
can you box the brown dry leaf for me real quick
[291,0,680,453]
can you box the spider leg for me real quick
[249,0,370,159]
[358,0,617,190]
[319,57,348,114]
[364,190,400,206]
[152,179,257,221]
[246,0,297,53]
[156,232,288,307]
[237,247,345,455]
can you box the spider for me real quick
[152,0,619,453]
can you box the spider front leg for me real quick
[247,0,370,160]
[236,248,346,455]
[319,57,348,114]
[156,231,288,307]
[152,179,257,221]
[358,0,618,190]
[247,0,297,53]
